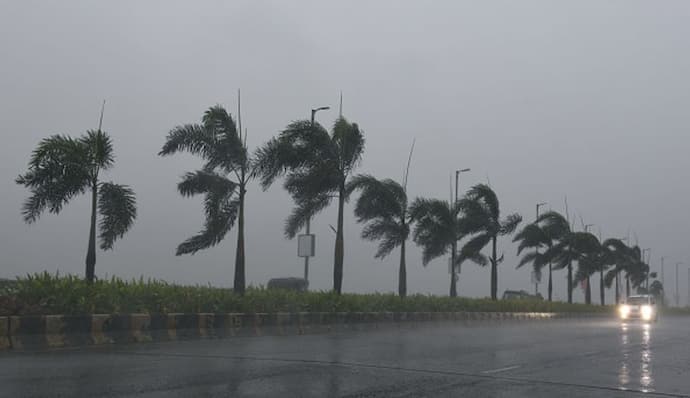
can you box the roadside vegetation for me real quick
[0,273,612,316]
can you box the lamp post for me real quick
[676,262,683,307]
[642,248,651,290]
[302,106,330,284]
[534,202,547,295]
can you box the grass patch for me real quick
[0,272,612,316]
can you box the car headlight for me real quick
[619,304,630,318]
[641,305,653,320]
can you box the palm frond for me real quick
[348,174,406,222]
[98,182,137,250]
[253,120,332,189]
[464,184,499,220]
[177,170,237,198]
[513,223,548,254]
[285,194,332,238]
[410,198,455,265]
[81,130,115,170]
[16,135,92,223]
[159,124,214,158]
[333,117,365,174]
[176,198,240,255]
[500,213,522,235]
[459,233,492,265]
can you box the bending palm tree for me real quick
[159,105,250,294]
[458,184,522,300]
[348,175,411,297]
[513,223,550,299]
[255,117,365,294]
[513,211,570,301]
[16,130,137,282]
[602,238,630,304]
[409,198,467,296]
[555,231,600,304]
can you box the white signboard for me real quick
[298,234,315,257]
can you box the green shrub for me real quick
[0,272,611,315]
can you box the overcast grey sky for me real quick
[2,0,689,303]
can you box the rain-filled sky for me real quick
[2,1,689,304]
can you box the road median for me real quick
[0,311,607,351]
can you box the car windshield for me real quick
[626,297,650,305]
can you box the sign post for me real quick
[298,234,315,283]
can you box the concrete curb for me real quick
[0,311,608,351]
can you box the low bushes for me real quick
[0,272,612,316]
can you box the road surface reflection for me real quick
[619,322,654,392]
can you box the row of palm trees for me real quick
[513,211,653,305]
[16,103,654,303]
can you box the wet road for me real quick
[1,316,689,397]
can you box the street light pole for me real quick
[303,106,330,284]
[660,256,665,304]
[676,262,683,307]
[535,202,547,295]
[642,248,651,290]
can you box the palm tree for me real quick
[602,238,630,304]
[626,246,650,294]
[348,175,411,297]
[16,130,137,282]
[255,117,364,294]
[649,280,664,304]
[159,105,250,294]
[513,211,570,301]
[409,198,466,297]
[567,232,601,304]
[458,184,522,300]
[513,223,549,297]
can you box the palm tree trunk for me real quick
[491,236,498,300]
[333,184,345,294]
[599,268,606,305]
[85,181,98,283]
[548,262,552,301]
[585,276,591,304]
[567,261,573,304]
[450,241,457,297]
[626,275,630,298]
[233,184,246,295]
[399,239,407,298]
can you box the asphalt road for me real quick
[1,316,689,397]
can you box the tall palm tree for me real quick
[16,130,137,282]
[567,232,601,304]
[255,117,364,294]
[348,175,411,297]
[513,223,549,297]
[513,211,570,301]
[159,105,250,294]
[458,184,522,300]
[602,238,630,304]
[409,198,467,297]
[626,246,650,294]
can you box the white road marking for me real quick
[581,350,600,356]
[480,365,521,374]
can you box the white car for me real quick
[618,294,658,322]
